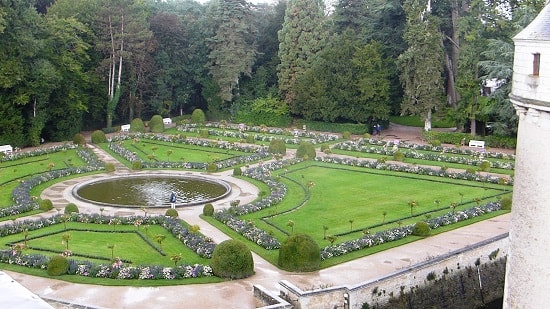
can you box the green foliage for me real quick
[412,221,431,237]
[64,203,79,214]
[500,196,512,210]
[91,130,107,144]
[73,133,86,145]
[295,142,316,160]
[479,160,491,172]
[207,163,218,173]
[466,167,476,174]
[203,203,215,216]
[165,208,179,218]
[320,144,331,154]
[132,161,143,170]
[105,163,115,173]
[246,135,255,144]
[268,139,286,155]
[234,96,292,127]
[130,118,146,133]
[199,129,209,138]
[47,255,69,276]
[233,167,242,176]
[298,120,369,135]
[211,239,254,279]
[430,139,441,147]
[342,131,351,140]
[426,271,436,281]
[39,199,54,211]
[278,233,321,272]
[393,151,405,162]
[149,115,165,133]
[191,109,206,124]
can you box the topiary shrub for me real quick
[233,167,242,176]
[129,118,146,133]
[430,139,442,147]
[191,109,206,125]
[246,134,255,144]
[132,161,143,170]
[320,144,331,154]
[393,151,405,162]
[105,163,115,172]
[39,199,54,211]
[47,255,69,276]
[268,139,286,155]
[278,233,320,272]
[91,130,107,144]
[363,133,371,139]
[295,142,316,160]
[73,133,86,145]
[64,203,79,214]
[466,167,476,174]
[412,221,431,237]
[149,115,165,133]
[479,160,491,172]
[165,208,179,218]
[342,131,351,140]
[203,203,214,216]
[207,162,218,173]
[500,196,512,210]
[211,239,254,279]
[199,129,209,138]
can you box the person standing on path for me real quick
[169,192,177,209]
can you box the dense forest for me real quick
[0,0,544,147]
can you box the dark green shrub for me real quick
[430,139,441,147]
[295,142,316,160]
[320,144,331,154]
[191,109,206,124]
[211,239,254,279]
[73,133,86,145]
[39,199,54,211]
[207,163,218,173]
[47,255,69,276]
[149,115,165,133]
[363,133,371,139]
[64,203,79,214]
[268,139,286,155]
[479,160,491,172]
[203,203,214,216]
[91,130,107,144]
[246,134,255,144]
[129,118,146,133]
[412,221,431,237]
[342,131,351,140]
[393,151,405,162]
[132,161,142,170]
[500,196,512,210]
[466,167,476,174]
[278,233,320,272]
[105,163,115,172]
[165,208,179,218]
[199,129,209,138]
[233,167,242,176]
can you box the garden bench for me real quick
[121,124,130,132]
[468,140,485,150]
[163,118,172,125]
[0,145,12,154]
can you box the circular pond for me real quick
[73,174,231,208]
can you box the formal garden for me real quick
[0,117,513,285]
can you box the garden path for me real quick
[1,124,513,309]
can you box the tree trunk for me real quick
[424,110,432,131]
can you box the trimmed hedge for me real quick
[211,239,254,279]
[165,208,179,218]
[203,203,214,216]
[64,203,79,214]
[296,141,316,160]
[278,234,320,272]
[73,133,86,145]
[191,109,206,124]
[149,115,165,133]
[130,118,146,133]
[268,139,286,155]
[91,130,107,144]
[47,255,69,276]
[412,221,431,237]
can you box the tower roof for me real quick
[514,4,550,41]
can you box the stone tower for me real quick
[505,4,550,308]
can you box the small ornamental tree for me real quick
[91,130,107,144]
[268,139,286,155]
[130,118,146,133]
[295,141,316,160]
[278,233,321,272]
[191,109,206,125]
[149,115,165,133]
[211,239,254,279]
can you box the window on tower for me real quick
[533,53,541,76]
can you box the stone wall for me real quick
[278,234,508,309]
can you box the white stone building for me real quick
[505,3,550,308]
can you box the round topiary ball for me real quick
[73,133,86,145]
[91,130,107,144]
[39,199,54,211]
[64,203,79,214]
[47,255,69,276]
[268,139,286,155]
[165,208,179,218]
[149,115,165,133]
[211,239,254,279]
[191,109,206,124]
[412,221,431,237]
[233,167,242,176]
[207,163,218,173]
[129,118,146,133]
[500,196,512,210]
[278,233,320,272]
[203,203,214,216]
[295,142,316,160]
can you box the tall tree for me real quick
[277,0,327,108]
[398,0,445,131]
[207,0,257,110]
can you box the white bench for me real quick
[121,124,130,132]
[163,118,172,125]
[468,140,485,149]
[0,145,13,155]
